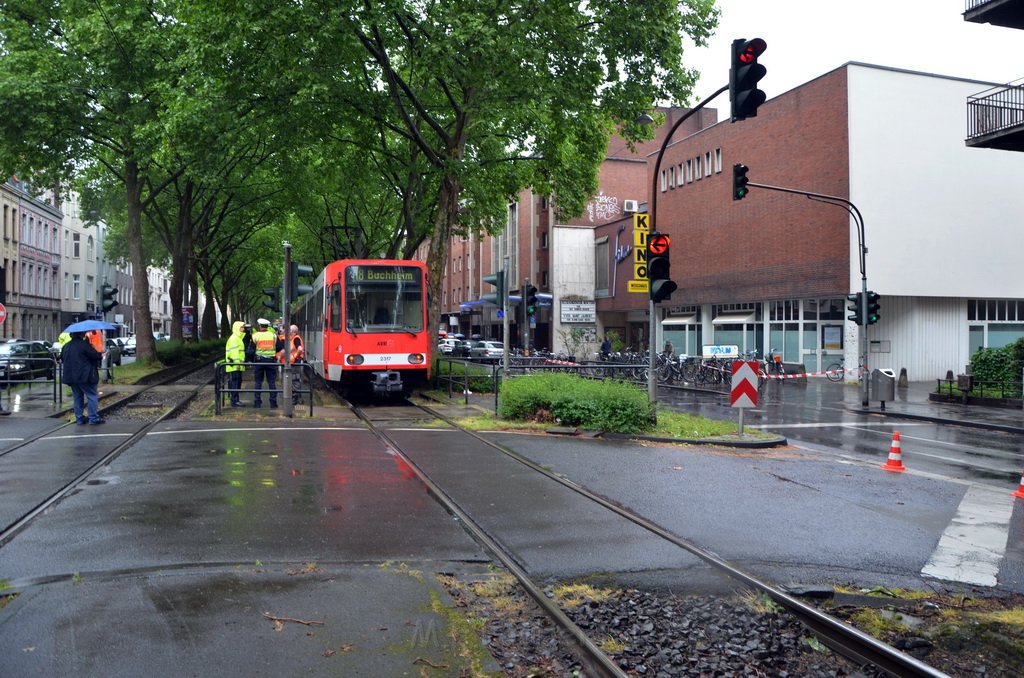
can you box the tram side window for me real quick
[330,283,341,332]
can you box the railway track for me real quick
[0,360,215,547]
[350,395,950,678]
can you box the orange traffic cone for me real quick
[1012,471,1024,499]
[881,431,906,472]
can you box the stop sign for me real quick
[0,302,6,324]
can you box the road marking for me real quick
[922,484,1014,587]
[748,422,929,429]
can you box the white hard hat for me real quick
[290,324,299,333]
[257,318,270,326]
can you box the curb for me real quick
[601,431,789,449]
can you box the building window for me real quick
[694,156,702,180]
[685,159,692,183]
[73,274,81,300]
[668,166,675,189]
[595,236,609,297]
[677,163,684,187]
[87,235,94,261]
[714,147,723,173]
[72,233,81,258]
[704,152,712,177]
[660,169,668,192]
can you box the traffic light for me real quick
[647,232,677,304]
[482,270,505,307]
[729,38,767,121]
[866,291,881,325]
[524,284,538,316]
[732,163,749,200]
[262,286,280,312]
[100,283,118,312]
[289,262,315,301]
[847,292,862,324]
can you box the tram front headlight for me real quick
[408,353,425,364]
[345,354,364,366]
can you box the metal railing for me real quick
[213,361,314,416]
[1,356,59,407]
[967,80,1024,140]
[935,378,1022,401]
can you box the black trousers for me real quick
[253,358,277,406]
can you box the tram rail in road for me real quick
[351,396,950,678]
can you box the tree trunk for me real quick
[126,159,157,362]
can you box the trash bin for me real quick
[871,368,896,404]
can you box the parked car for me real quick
[0,341,56,383]
[105,339,123,366]
[470,340,505,362]
[121,335,136,356]
[437,338,459,355]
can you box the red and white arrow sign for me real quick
[730,361,759,408]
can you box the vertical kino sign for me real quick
[630,213,649,293]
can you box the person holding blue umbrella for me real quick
[60,331,105,425]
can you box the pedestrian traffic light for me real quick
[729,38,767,121]
[647,232,676,303]
[847,292,862,324]
[262,286,280,312]
[866,291,881,325]
[732,163,750,200]
[100,283,118,312]
[524,284,538,316]
[482,270,505,307]
[289,262,315,301]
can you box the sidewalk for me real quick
[847,379,1024,434]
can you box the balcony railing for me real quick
[966,80,1024,150]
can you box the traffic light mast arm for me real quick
[743,177,870,406]
[743,180,867,280]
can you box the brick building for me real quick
[437,62,1024,377]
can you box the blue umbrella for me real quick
[64,319,119,333]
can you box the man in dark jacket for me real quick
[60,331,105,425]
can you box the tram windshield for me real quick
[344,265,424,333]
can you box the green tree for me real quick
[312,0,718,336]
[0,0,190,362]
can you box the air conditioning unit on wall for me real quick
[623,199,639,213]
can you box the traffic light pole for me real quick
[746,180,870,406]
[648,84,729,410]
[282,242,294,417]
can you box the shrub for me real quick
[498,372,652,433]
[970,337,1024,396]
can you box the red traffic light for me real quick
[737,38,766,64]
[648,234,670,255]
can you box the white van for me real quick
[437,338,458,354]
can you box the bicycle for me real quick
[825,356,868,382]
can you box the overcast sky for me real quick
[684,0,1022,102]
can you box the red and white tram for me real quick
[293,259,430,396]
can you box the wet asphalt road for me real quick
[660,378,1024,484]
[2,380,1024,675]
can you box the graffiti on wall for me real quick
[586,193,620,223]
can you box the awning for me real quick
[662,315,697,326]
[712,312,756,324]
